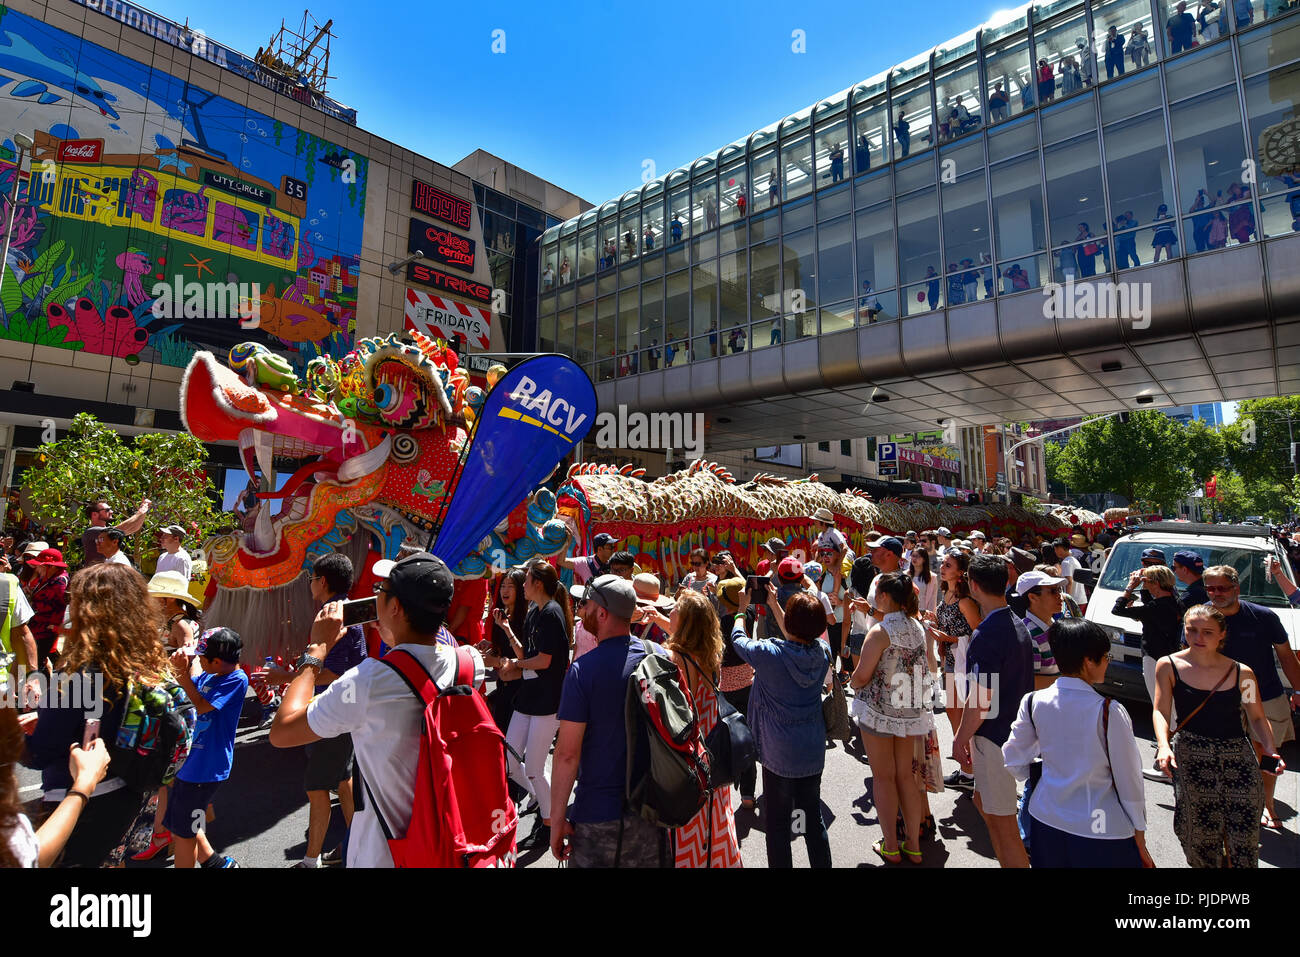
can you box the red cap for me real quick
[756,559,770,575]
[26,548,67,569]
[777,556,804,582]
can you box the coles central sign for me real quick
[409,217,475,270]
[412,178,472,229]
[404,288,491,351]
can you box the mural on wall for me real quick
[0,5,368,370]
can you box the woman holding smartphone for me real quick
[1153,604,1285,868]
[925,550,981,788]
[480,567,528,737]
[489,559,572,850]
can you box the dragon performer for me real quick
[556,461,1102,586]
[180,332,570,659]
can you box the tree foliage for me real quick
[1052,410,1224,512]
[23,413,228,566]
[1217,396,1300,520]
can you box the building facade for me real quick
[0,0,588,496]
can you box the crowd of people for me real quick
[1,502,1297,869]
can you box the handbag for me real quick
[1082,241,1100,256]
[677,651,755,790]
[822,647,853,744]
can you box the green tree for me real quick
[1052,410,1220,513]
[1221,395,1300,520]
[23,413,229,566]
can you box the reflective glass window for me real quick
[719,251,747,329]
[1100,71,1164,124]
[643,191,664,253]
[618,289,640,363]
[891,78,934,160]
[1239,14,1300,76]
[618,208,639,262]
[1166,42,1237,99]
[1045,132,1107,277]
[693,173,719,233]
[818,215,855,305]
[818,182,852,220]
[1103,111,1174,244]
[783,134,815,201]
[1244,66,1300,238]
[597,217,618,272]
[1033,10,1092,103]
[665,270,691,346]
[1170,85,1253,248]
[720,161,748,224]
[784,197,814,232]
[642,280,666,364]
[988,114,1039,162]
[577,227,596,279]
[895,154,936,194]
[854,168,892,208]
[1091,0,1157,83]
[853,95,892,171]
[752,148,780,212]
[559,229,577,284]
[594,296,615,380]
[1041,92,1097,144]
[992,154,1047,259]
[783,227,817,316]
[576,302,596,372]
[897,188,941,310]
[692,261,720,356]
[668,185,690,246]
[934,58,983,144]
[751,238,781,322]
[983,34,1034,119]
[540,241,557,291]
[555,307,575,355]
[816,115,850,188]
[855,203,899,293]
[941,163,991,299]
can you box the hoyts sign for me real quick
[412,178,472,229]
[409,217,475,270]
[58,139,103,163]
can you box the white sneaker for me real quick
[1142,767,1170,782]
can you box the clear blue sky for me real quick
[138,0,1017,205]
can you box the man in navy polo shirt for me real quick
[1173,550,1208,610]
[550,575,662,867]
[954,554,1033,868]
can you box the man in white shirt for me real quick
[270,551,485,868]
[935,527,954,560]
[96,528,132,567]
[154,525,193,581]
[1053,538,1088,610]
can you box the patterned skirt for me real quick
[1172,731,1264,868]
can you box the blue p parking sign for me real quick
[878,441,899,477]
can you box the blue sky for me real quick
[137,0,1019,205]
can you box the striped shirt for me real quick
[1022,612,1060,677]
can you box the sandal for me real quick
[129,829,172,862]
[900,842,923,865]
[897,814,938,843]
[871,839,901,864]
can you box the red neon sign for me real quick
[412,178,472,229]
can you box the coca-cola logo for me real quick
[58,139,103,163]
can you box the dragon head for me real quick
[181,332,470,588]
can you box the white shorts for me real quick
[972,735,1019,816]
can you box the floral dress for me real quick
[849,612,935,737]
[674,673,743,868]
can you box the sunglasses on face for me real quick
[1204,585,1235,593]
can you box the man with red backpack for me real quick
[271,551,513,868]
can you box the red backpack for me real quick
[361,646,517,868]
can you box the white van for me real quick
[1084,522,1299,703]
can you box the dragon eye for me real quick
[374,382,398,411]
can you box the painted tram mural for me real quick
[0,4,368,369]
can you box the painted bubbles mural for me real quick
[0,5,368,370]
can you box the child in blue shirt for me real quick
[165,627,249,868]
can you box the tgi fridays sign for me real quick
[404,288,491,351]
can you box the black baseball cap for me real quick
[372,551,455,614]
[762,537,789,556]
[1141,547,1168,564]
[1172,550,1204,572]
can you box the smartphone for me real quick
[746,574,769,596]
[341,596,379,627]
[82,717,101,749]
[1259,754,1281,774]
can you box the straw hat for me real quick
[147,570,202,607]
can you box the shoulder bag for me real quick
[822,645,853,744]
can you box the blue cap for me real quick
[1141,547,1168,563]
[872,536,904,557]
[1172,550,1204,572]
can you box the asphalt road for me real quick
[16,690,1298,869]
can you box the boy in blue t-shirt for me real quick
[165,627,249,868]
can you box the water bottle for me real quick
[255,656,276,706]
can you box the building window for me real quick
[818,441,831,452]
[840,439,852,457]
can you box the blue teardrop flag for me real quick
[432,355,597,570]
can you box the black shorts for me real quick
[847,632,866,656]
[163,778,222,839]
[304,733,354,791]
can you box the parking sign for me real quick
[878,441,898,477]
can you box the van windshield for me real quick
[1098,541,1292,609]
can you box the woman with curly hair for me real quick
[23,564,169,867]
[653,589,742,868]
